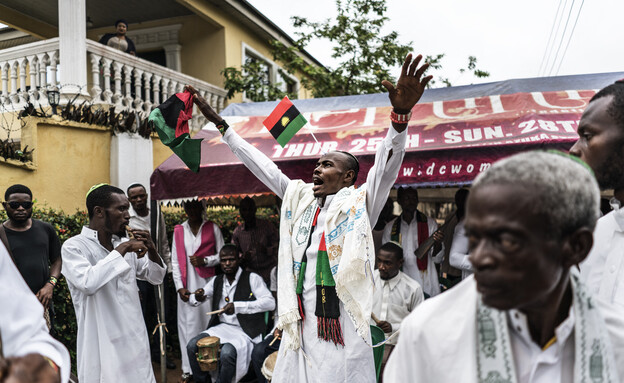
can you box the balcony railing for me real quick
[0,38,227,131]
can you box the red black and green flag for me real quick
[149,91,202,173]
[262,96,307,147]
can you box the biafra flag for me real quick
[262,96,307,147]
[149,91,202,173]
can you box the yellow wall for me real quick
[0,119,110,212]
[0,117,171,212]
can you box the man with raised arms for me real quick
[187,53,431,383]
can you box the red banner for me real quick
[152,90,592,200]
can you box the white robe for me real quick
[171,220,224,373]
[581,198,624,306]
[222,125,405,382]
[382,214,443,297]
[61,226,166,383]
[1,241,71,383]
[384,276,624,382]
[449,219,473,280]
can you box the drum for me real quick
[261,351,279,381]
[196,336,220,371]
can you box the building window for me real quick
[242,44,299,101]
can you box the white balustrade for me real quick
[0,37,228,119]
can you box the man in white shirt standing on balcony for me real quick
[187,53,432,383]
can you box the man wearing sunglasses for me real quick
[1,184,62,328]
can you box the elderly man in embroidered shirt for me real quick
[371,241,423,376]
[384,151,624,383]
[61,184,166,383]
[186,53,432,383]
[570,80,624,307]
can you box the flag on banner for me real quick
[149,91,202,173]
[262,96,307,147]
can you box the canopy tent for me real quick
[150,71,624,205]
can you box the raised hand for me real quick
[381,54,433,113]
[185,85,221,124]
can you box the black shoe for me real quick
[166,357,176,370]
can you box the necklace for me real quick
[224,279,236,303]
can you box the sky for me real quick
[247,0,624,87]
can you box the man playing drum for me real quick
[186,244,275,383]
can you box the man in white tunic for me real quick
[570,81,624,306]
[449,188,472,280]
[127,182,176,369]
[382,187,444,297]
[385,151,624,383]
[62,184,166,383]
[172,199,224,379]
[0,241,70,383]
[186,244,275,383]
[371,241,423,373]
[187,53,432,383]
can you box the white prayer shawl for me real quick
[277,181,375,351]
[384,273,624,383]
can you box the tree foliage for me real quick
[222,0,490,101]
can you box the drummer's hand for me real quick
[378,320,393,333]
[194,289,206,302]
[222,302,235,315]
[433,230,444,243]
[272,328,283,338]
[178,288,191,302]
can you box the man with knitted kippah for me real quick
[570,80,624,307]
[187,53,432,383]
[371,241,423,378]
[61,184,165,383]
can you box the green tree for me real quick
[222,0,489,100]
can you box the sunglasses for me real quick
[6,201,33,209]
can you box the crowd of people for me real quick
[2,54,624,383]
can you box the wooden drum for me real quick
[196,336,220,371]
[261,351,279,381]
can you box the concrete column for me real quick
[110,132,154,193]
[163,44,182,72]
[58,0,89,95]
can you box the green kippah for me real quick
[86,183,109,198]
[545,149,595,176]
